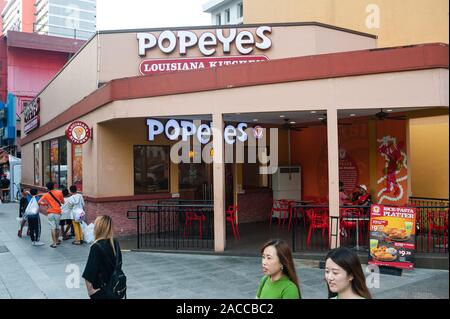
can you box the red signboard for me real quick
[139,55,269,76]
[65,121,91,145]
[368,204,417,270]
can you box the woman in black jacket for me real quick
[82,215,125,299]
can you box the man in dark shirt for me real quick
[0,174,10,202]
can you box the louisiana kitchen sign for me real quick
[140,55,268,75]
[137,26,272,75]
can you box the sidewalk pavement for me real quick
[0,202,448,299]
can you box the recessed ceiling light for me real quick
[350,114,356,117]
[290,121,296,124]
[279,115,285,118]
[318,117,324,120]
[387,109,393,112]
[253,119,258,122]
[310,111,317,114]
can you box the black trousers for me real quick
[28,216,41,242]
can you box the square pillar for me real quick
[327,109,340,248]
[212,113,226,252]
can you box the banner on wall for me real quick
[72,144,83,192]
[368,204,416,270]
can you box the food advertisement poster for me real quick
[72,144,83,192]
[368,204,416,269]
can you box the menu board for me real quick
[368,204,416,270]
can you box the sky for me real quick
[96,0,212,31]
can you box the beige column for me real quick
[327,108,340,248]
[212,113,226,252]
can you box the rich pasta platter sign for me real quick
[368,204,416,269]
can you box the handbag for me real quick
[74,208,86,222]
[25,196,40,217]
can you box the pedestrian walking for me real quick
[38,182,64,248]
[18,189,30,238]
[256,239,301,299]
[324,247,372,299]
[66,185,85,245]
[26,189,44,246]
[82,215,126,299]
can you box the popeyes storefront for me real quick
[19,23,449,254]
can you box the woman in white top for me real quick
[66,185,85,245]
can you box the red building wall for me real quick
[7,46,69,112]
[0,38,7,102]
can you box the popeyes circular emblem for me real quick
[253,126,264,139]
[66,121,91,144]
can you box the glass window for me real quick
[238,2,243,18]
[225,9,230,23]
[134,146,170,194]
[216,13,221,25]
[242,146,270,189]
[179,163,212,199]
[43,137,67,188]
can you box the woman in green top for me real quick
[325,247,372,299]
[256,239,301,299]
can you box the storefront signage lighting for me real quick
[147,119,259,145]
[65,121,91,145]
[137,26,272,56]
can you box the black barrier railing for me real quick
[127,203,214,250]
[290,203,449,254]
[409,205,449,254]
[409,197,449,207]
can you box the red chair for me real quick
[184,211,206,239]
[269,199,290,228]
[306,208,329,248]
[427,209,449,251]
[226,205,240,239]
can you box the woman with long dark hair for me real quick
[256,239,301,299]
[325,247,372,299]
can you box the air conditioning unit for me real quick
[272,166,301,201]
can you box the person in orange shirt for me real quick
[38,182,65,248]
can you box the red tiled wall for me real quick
[85,199,160,237]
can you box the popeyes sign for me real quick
[24,98,40,134]
[65,121,91,145]
[137,26,272,75]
